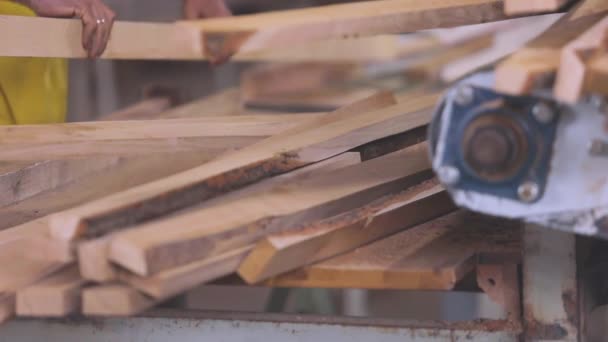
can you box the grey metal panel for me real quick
[0,312,519,342]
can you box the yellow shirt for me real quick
[0,1,67,124]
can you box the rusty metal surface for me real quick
[0,310,520,342]
[523,225,579,341]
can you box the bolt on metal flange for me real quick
[518,181,540,203]
[437,166,460,186]
[455,85,474,107]
[532,102,555,124]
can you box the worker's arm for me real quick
[12,0,115,58]
[183,0,231,19]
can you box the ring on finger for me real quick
[96,18,106,24]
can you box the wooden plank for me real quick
[82,285,154,316]
[0,15,202,60]
[0,152,217,230]
[586,53,608,96]
[268,211,522,289]
[0,137,260,161]
[78,237,117,283]
[404,32,494,81]
[118,246,252,299]
[78,152,361,284]
[181,0,507,60]
[504,0,572,15]
[241,62,360,100]
[109,142,433,276]
[0,115,318,144]
[554,16,608,103]
[239,34,441,63]
[441,14,562,83]
[48,92,404,241]
[495,0,608,95]
[238,181,454,284]
[16,265,85,317]
[0,157,122,207]
[0,239,67,323]
[0,16,438,62]
[162,88,242,118]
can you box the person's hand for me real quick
[19,0,115,58]
[183,0,231,20]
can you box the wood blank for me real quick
[268,211,522,289]
[82,285,154,316]
[0,157,122,207]
[49,92,401,241]
[239,182,454,284]
[16,266,85,317]
[504,0,572,15]
[495,0,608,95]
[553,17,608,103]
[79,153,361,284]
[182,0,507,60]
[109,142,432,276]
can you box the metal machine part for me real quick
[430,72,608,238]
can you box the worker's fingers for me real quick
[76,4,99,56]
[98,8,116,56]
[87,5,112,58]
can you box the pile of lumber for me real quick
[1,0,592,325]
[0,90,465,321]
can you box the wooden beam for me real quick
[108,142,432,276]
[0,15,441,62]
[586,53,608,96]
[495,0,608,95]
[268,211,522,289]
[504,0,572,15]
[77,237,117,282]
[79,152,361,284]
[241,62,360,100]
[0,239,68,322]
[0,15,202,59]
[0,136,260,161]
[239,181,454,284]
[553,16,608,103]
[118,246,252,299]
[82,285,154,316]
[0,152,216,230]
[48,92,404,241]
[16,265,85,317]
[0,157,122,207]
[181,0,507,60]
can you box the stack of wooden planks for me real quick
[1,0,580,325]
[0,89,470,321]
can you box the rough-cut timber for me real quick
[0,15,202,59]
[182,0,507,60]
[16,266,85,317]
[504,0,572,15]
[0,15,437,62]
[118,246,252,299]
[586,53,608,96]
[82,285,154,316]
[0,152,217,230]
[238,181,454,284]
[268,211,522,289]
[109,142,432,276]
[495,0,608,95]
[0,239,67,323]
[553,16,608,103]
[49,92,404,241]
[78,153,361,284]
[0,157,122,207]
